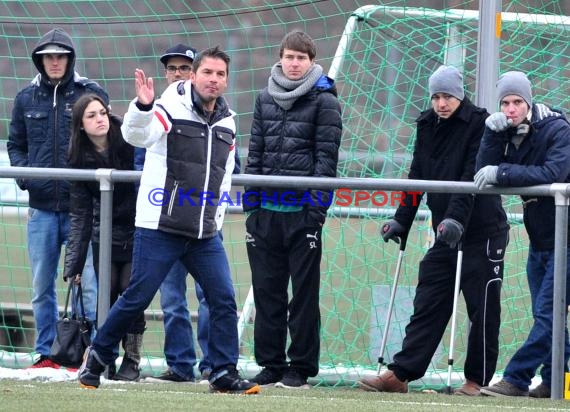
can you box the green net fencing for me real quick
[1,0,570,389]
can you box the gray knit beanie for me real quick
[496,71,532,107]
[428,65,464,100]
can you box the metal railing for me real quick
[0,166,568,398]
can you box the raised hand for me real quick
[134,68,155,105]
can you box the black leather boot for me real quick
[114,333,142,381]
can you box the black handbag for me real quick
[50,281,93,368]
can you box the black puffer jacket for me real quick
[243,75,342,225]
[395,97,509,243]
[63,116,136,279]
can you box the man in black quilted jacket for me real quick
[243,30,342,389]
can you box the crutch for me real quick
[376,233,408,375]
[446,240,464,394]
[238,286,255,344]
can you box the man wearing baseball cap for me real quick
[7,27,108,368]
[359,65,508,396]
[476,71,570,398]
[160,43,197,84]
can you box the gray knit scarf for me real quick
[267,62,323,110]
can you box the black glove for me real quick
[380,219,406,244]
[436,218,464,248]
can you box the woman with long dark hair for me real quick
[64,93,144,381]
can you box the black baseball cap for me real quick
[160,44,197,67]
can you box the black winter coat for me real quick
[243,76,342,226]
[63,120,136,279]
[395,98,509,243]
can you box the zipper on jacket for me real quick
[197,127,213,238]
[53,86,60,210]
[167,180,179,216]
[277,110,288,174]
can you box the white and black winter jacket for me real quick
[121,80,236,239]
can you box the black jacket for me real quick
[7,28,109,212]
[243,75,342,225]
[63,116,136,279]
[395,98,509,242]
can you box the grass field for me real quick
[2,378,570,412]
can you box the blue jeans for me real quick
[80,246,98,322]
[504,246,570,389]
[92,227,238,375]
[195,281,211,373]
[160,263,211,379]
[27,208,97,355]
[160,260,197,379]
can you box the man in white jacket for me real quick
[78,46,259,395]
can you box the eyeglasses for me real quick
[166,65,191,74]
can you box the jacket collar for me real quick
[416,97,473,125]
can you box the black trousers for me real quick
[389,231,509,386]
[245,209,322,377]
[92,242,145,334]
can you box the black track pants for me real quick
[245,209,322,377]
[389,232,508,386]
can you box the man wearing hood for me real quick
[243,30,342,389]
[476,71,570,398]
[7,27,109,368]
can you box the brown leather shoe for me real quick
[358,370,408,393]
[454,380,481,396]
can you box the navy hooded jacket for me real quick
[476,103,570,250]
[7,28,109,212]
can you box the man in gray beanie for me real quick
[428,65,465,101]
[476,72,570,399]
[359,65,509,396]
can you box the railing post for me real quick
[95,168,114,328]
[551,184,569,399]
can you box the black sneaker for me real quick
[146,368,194,383]
[209,366,261,394]
[250,367,284,387]
[106,363,117,380]
[275,369,311,389]
[114,357,141,381]
[78,347,106,389]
